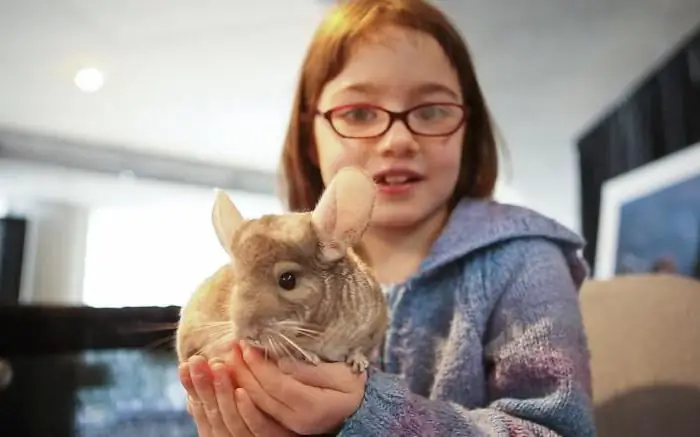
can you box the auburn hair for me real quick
[278,0,499,212]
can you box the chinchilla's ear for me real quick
[212,189,245,256]
[311,166,376,262]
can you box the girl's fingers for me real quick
[188,397,215,437]
[189,356,230,436]
[210,360,251,436]
[236,343,305,411]
[236,388,295,437]
[179,362,199,400]
[180,362,213,437]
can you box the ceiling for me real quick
[0,158,282,214]
[1,0,699,222]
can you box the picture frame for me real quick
[595,142,700,279]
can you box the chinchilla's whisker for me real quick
[142,333,176,351]
[257,333,272,361]
[121,322,179,333]
[279,340,295,362]
[277,332,315,364]
[264,336,276,360]
[206,331,236,354]
[271,334,294,361]
[189,339,228,359]
[263,337,271,361]
[201,323,234,339]
[190,321,232,334]
[275,321,322,341]
[275,320,322,334]
[291,328,319,339]
[183,325,236,359]
[264,336,275,359]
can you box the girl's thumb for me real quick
[277,358,362,392]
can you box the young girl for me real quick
[179,0,596,435]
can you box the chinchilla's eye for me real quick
[278,272,296,290]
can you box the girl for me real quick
[179,0,596,436]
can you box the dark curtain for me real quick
[0,217,27,305]
[577,26,700,273]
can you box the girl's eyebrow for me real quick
[409,82,461,101]
[333,81,461,101]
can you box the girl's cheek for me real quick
[319,141,371,178]
[338,140,375,167]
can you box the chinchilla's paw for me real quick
[346,349,370,374]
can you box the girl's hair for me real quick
[278,0,499,212]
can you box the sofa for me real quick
[580,274,700,436]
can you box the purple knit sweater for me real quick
[338,199,596,436]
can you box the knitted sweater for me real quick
[338,199,596,436]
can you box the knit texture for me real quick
[338,198,596,436]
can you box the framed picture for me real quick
[595,142,700,280]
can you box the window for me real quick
[81,191,282,308]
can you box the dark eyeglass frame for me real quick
[316,102,468,139]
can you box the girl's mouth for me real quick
[372,169,424,195]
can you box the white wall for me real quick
[0,160,283,307]
[81,192,282,308]
[1,194,282,307]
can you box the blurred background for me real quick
[0,0,699,435]
[1,0,699,308]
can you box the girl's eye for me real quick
[415,105,449,120]
[278,272,296,290]
[336,107,378,123]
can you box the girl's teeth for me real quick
[384,176,409,185]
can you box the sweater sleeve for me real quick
[338,239,596,437]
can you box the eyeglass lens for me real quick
[329,104,464,138]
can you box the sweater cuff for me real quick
[338,368,404,436]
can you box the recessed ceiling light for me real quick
[74,68,104,93]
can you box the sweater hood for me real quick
[415,198,589,285]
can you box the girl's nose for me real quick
[375,119,419,157]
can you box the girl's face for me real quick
[313,26,465,229]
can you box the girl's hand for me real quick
[233,342,367,435]
[179,354,295,437]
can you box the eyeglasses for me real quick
[316,102,467,139]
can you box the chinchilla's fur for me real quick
[176,167,388,373]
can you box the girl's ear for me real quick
[211,189,245,257]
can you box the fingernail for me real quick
[211,366,224,386]
[191,362,206,377]
[234,388,245,401]
[188,356,205,376]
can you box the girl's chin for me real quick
[368,201,450,231]
[369,208,425,229]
